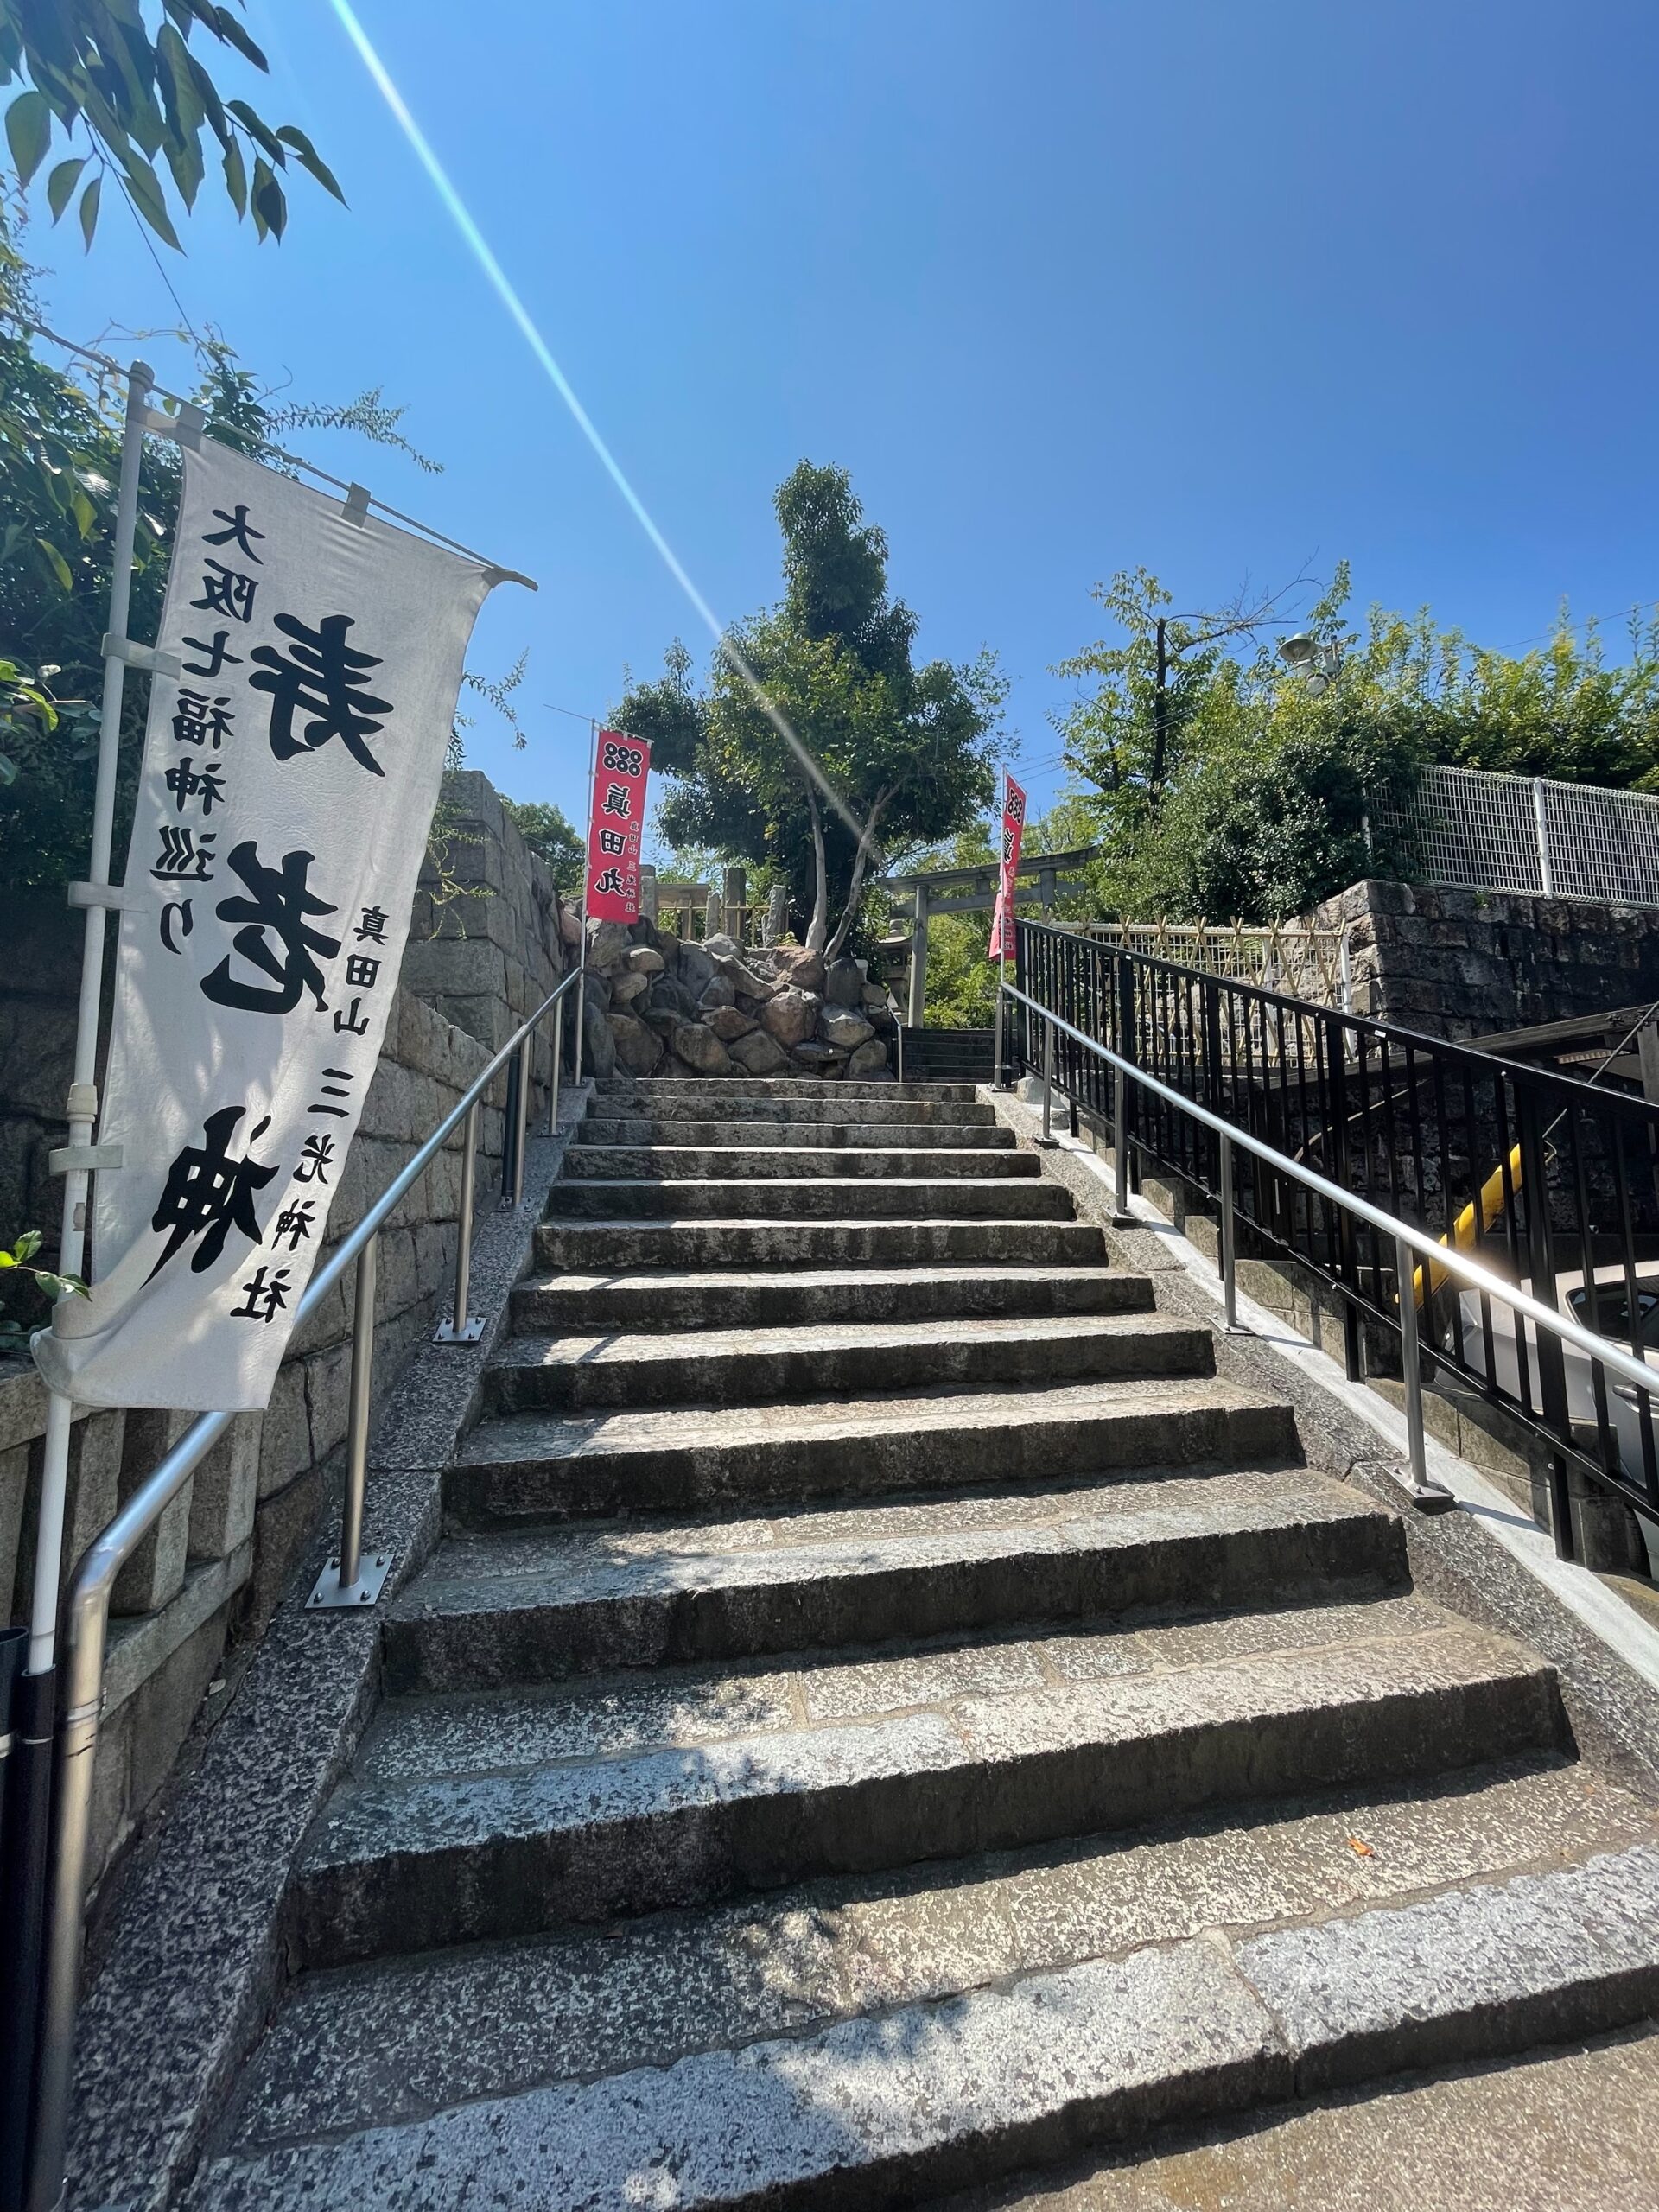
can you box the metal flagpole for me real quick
[1,358,152,2211]
[572,719,598,1082]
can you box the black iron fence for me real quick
[1013,919,1659,1554]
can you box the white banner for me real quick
[35,438,499,1410]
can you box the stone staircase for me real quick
[192,1076,1659,2209]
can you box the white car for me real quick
[1455,1262,1659,1579]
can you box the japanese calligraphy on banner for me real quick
[988,772,1027,961]
[584,730,651,920]
[34,436,500,1411]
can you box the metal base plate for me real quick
[433,1314,486,1344]
[306,1551,394,1609]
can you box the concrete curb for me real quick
[64,1087,592,2212]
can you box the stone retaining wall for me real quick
[582,921,896,1081]
[1315,877,1659,1039]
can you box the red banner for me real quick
[585,729,651,920]
[988,772,1027,961]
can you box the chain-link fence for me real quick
[1368,764,1659,906]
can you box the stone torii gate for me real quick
[880,847,1099,1026]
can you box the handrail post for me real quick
[434,1101,482,1344]
[1395,1230,1452,1506]
[993,977,1007,1089]
[511,1033,531,1209]
[1038,1014,1056,1146]
[1220,1132,1242,1332]
[306,1235,391,1608]
[547,998,563,1135]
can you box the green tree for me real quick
[0,212,442,888]
[2,0,341,249]
[1055,565,1659,922]
[618,463,1004,957]
[502,796,582,887]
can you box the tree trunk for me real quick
[824,790,890,963]
[804,791,830,951]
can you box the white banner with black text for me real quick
[35,436,498,1410]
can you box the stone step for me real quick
[535,1217,1110,1272]
[597,1076,982,1103]
[512,1263,1149,1334]
[385,1465,1405,1692]
[484,1312,1211,1414]
[444,1375,1300,1523]
[205,1835,1659,2208]
[957,2018,1659,2212]
[591,1091,998,1126]
[207,1761,1659,2165]
[563,1145,1039,1181]
[541,1177,1077,1220]
[291,1602,1561,1965]
[576,1117,1015,1149]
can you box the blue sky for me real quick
[21,0,1659,846]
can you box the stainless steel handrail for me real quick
[26,961,583,2211]
[1000,977,1659,1483]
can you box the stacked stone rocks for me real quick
[582,919,895,1083]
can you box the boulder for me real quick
[702,931,741,960]
[671,1020,734,1077]
[868,1005,896,1034]
[580,969,613,1012]
[610,969,649,1007]
[703,1004,757,1042]
[607,1011,663,1076]
[698,976,736,1011]
[581,996,616,1077]
[847,1037,891,1077]
[728,1028,792,1076]
[639,1004,683,1040]
[770,944,826,994]
[588,919,633,970]
[647,975,700,1020]
[557,904,582,947]
[677,940,716,995]
[824,957,865,1007]
[760,987,820,1048]
[861,982,888,1007]
[626,944,666,976]
[658,1052,702,1080]
[791,1041,843,1074]
[712,953,779,1000]
[819,1005,875,1050]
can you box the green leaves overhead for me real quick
[0,1,346,250]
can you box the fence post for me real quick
[1219,1134,1241,1331]
[1516,1086,1573,1556]
[1532,777,1555,896]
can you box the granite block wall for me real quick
[1316,877,1659,1039]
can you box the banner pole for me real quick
[573,720,597,1080]
[28,359,152,1680]
[1,355,150,2212]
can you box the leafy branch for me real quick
[0,1227,86,1356]
[1,1,345,251]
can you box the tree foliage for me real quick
[618,462,1004,957]
[502,796,582,887]
[0,213,454,889]
[1,0,342,250]
[1056,564,1659,922]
